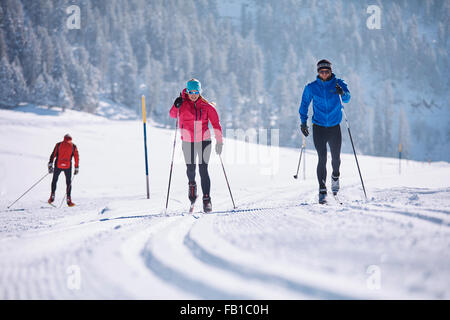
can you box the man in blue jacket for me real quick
[299,59,351,204]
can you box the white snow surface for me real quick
[0,106,449,300]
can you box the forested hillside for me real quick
[0,0,448,161]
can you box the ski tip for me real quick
[332,194,343,205]
[4,208,25,212]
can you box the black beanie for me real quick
[317,59,332,72]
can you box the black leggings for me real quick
[182,140,212,196]
[313,124,342,190]
[51,167,72,196]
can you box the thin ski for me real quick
[42,201,57,208]
[188,195,198,214]
[2,208,25,213]
[333,193,343,205]
[189,202,196,214]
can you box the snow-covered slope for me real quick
[0,106,449,299]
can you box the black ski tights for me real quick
[182,140,212,196]
[312,124,342,190]
[51,167,72,196]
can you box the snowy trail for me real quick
[1,107,449,299]
[1,179,449,299]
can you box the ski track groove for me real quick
[0,207,142,299]
[183,225,353,300]
[135,182,447,299]
[140,216,254,299]
[353,205,450,227]
[140,209,332,299]
[135,184,357,299]
[142,238,249,300]
[1,182,449,298]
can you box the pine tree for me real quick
[398,107,410,159]
[383,82,394,157]
[373,106,386,156]
[0,56,17,107]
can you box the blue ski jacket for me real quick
[299,73,351,127]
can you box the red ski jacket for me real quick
[49,136,79,169]
[170,89,223,143]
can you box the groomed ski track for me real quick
[1,183,449,299]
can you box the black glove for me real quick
[174,96,183,108]
[74,167,79,175]
[215,142,223,155]
[335,83,344,95]
[300,123,309,137]
[48,163,53,174]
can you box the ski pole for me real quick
[302,135,306,180]
[7,172,50,209]
[293,146,304,179]
[165,110,179,210]
[219,154,236,209]
[59,174,76,208]
[293,134,306,179]
[339,95,368,200]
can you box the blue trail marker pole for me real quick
[142,95,150,199]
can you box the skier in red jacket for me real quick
[170,78,223,212]
[48,134,79,207]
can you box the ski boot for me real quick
[318,189,327,204]
[48,192,55,204]
[202,194,212,213]
[188,182,198,204]
[67,195,75,207]
[331,175,340,195]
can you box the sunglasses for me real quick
[318,70,331,74]
[188,90,199,95]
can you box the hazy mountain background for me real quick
[0,0,448,161]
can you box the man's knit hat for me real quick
[317,59,332,72]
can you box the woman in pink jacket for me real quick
[169,79,223,212]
